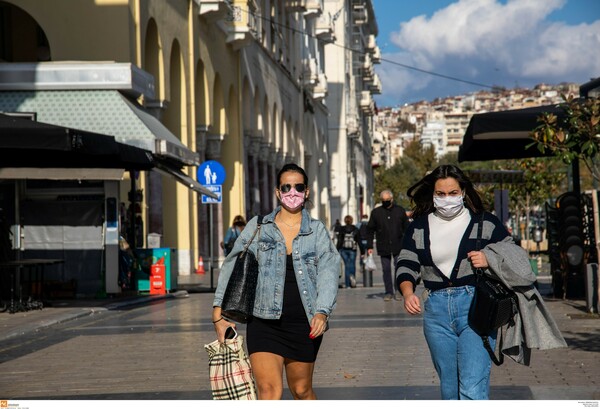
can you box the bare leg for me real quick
[284,358,317,400]
[250,352,285,400]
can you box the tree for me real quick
[531,95,600,181]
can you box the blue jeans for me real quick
[339,249,356,287]
[423,285,496,400]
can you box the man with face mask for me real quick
[366,190,410,301]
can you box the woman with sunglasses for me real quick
[212,163,341,400]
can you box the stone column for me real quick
[247,132,263,217]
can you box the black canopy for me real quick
[458,104,566,162]
[0,113,154,170]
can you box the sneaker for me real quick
[383,294,393,301]
[349,275,357,288]
[394,293,402,301]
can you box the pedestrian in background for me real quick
[336,215,360,288]
[356,214,369,256]
[220,215,246,256]
[395,164,566,400]
[366,190,409,301]
[212,163,341,400]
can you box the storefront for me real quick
[0,62,216,297]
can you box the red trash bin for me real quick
[149,257,166,295]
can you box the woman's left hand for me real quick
[467,250,489,269]
[309,313,328,339]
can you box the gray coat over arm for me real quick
[482,238,568,366]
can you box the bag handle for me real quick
[474,211,505,366]
[240,215,264,256]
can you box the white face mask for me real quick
[433,195,464,218]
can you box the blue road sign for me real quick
[201,185,222,204]
[198,160,226,186]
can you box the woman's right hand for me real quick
[403,293,422,315]
[213,307,235,342]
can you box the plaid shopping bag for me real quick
[204,334,257,400]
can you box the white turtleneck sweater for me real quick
[428,207,471,278]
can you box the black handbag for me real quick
[468,213,517,365]
[221,216,264,323]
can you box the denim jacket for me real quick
[213,206,341,322]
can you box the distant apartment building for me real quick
[375,82,579,162]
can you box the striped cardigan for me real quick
[395,210,511,292]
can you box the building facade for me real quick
[0,0,379,295]
[324,0,380,221]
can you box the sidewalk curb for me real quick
[0,290,189,342]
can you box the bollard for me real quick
[363,269,373,287]
[585,263,599,313]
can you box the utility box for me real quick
[147,233,162,249]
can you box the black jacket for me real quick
[336,224,360,251]
[367,203,410,256]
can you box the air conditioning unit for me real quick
[352,4,367,25]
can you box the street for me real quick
[0,266,599,401]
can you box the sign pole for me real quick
[197,160,226,292]
[209,203,214,290]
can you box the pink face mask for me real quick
[280,189,305,211]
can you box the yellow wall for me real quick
[7,0,132,61]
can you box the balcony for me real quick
[286,0,307,12]
[366,34,376,52]
[304,0,323,17]
[359,90,374,115]
[368,74,382,95]
[371,45,381,64]
[346,117,359,136]
[315,11,335,43]
[224,3,260,49]
[197,0,231,22]
[302,58,318,86]
[362,54,374,82]
[313,73,328,100]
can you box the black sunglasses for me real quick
[279,183,306,193]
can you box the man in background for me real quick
[367,190,410,301]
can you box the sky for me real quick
[371,0,600,107]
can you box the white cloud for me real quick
[376,0,600,105]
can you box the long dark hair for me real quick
[407,164,485,218]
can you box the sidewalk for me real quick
[1,266,599,400]
[0,290,189,342]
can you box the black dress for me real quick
[246,254,323,362]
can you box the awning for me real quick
[0,89,199,165]
[458,104,566,162]
[0,168,126,180]
[154,161,219,199]
[0,113,154,170]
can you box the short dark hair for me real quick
[276,163,308,187]
[407,164,485,218]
